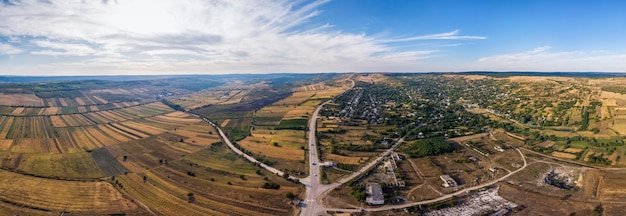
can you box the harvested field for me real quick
[238,139,304,161]
[88,105,99,111]
[11,107,25,115]
[120,121,166,135]
[221,119,231,127]
[96,124,132,143]
[552,151,577,159]
[75,97,86,105]
[50,115,67,127]
[58,98,69,107]
[537,141,555,148]
[92,95,108,104]
[0,139,13,150]
[0,93,43,106]
[109,123,150,139]
[0,169,140,214]
[564,147,584,153]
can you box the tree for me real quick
[187,193,195,203]
[286,192,295,199]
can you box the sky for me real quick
[1,0,626,75]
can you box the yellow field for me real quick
[75,97,86,105]
[92,95,108,104]
[0,93,43,106]
[89,105,99,111]
[0,139,13,150]
[0,169,139,214]
[169,129,220,146]
[121,121,166,135]
[97,124,132,143]
[552,152,577,159]
[221,119,231,127]
[237,129,305,161]
[11,107,25,115]
[323,154,365,165]
[84,126,119,146]
[43,107,59,115]
[77,106,87,113]
[276,91,316,105]
[311,88,346,100]
[10,138,59,153]
[564,148,584,153]
[355,73,387,83]
[283,106,315,119]
[612,120,626,135]
[110,123,150,138]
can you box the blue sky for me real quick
[1,0,626,75]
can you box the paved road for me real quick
[300,100,331,216]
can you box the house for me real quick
[366,184,384,205]
[440,175,458,188]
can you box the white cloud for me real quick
[30,40,96,56]
[381,30,487,43]
[0,43,22,55]
[0,0,484,75]
[471,46,626,72]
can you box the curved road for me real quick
[195,115,299,181]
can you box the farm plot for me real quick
[283,104,317,119]
[0,106,15,116]
[11,107,25,115]
[10,138,61,154]
[119,121,167,136]
[168,125,221,146]
[0,93,43,106]
[68,127,105,149]
[255,106,292,126]
[0,116,15,138]
[0,169,140,214]
[106,139,188,172]
[174,90,232,109]
[90,148,128,176]
[109,123,150,139]
[59,114,94,127]
[40,107,59,115]
[118,102,172,118]
[13,152,105,179]
[5,116,57,140]
[97,110,129,122]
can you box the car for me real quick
[314,174,318,176]
[312,163,316,165]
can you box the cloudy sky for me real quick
[1,0,626,75]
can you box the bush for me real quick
[400,137,453,158]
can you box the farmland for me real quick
[0,74,344,215]
[9,73,626,215]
